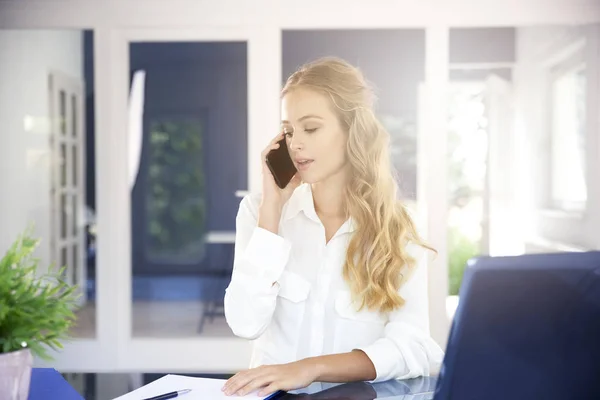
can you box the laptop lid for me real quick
[433,251,600,400]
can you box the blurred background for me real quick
[0,0,598,398]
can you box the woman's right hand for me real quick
[258,133,301,233]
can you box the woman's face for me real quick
[280,87,348,185]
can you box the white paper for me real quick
[113,374,270,400]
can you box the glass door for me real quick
[128,41,247,339]
[104,26,276,374]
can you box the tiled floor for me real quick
[70,301,235,338]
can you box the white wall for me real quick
[0,30,83,269]
[514,24,600,251]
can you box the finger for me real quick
[258,383,280,397]
[222,372,239,389]
[223,371,253,395]
[221,374,238,394]
[236,373,275,397]
[265,133,285,153]
[283,174,302,192]
[270,131,285,144]
[260,141,282,161]
[229,365,273,396]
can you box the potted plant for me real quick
[0,228,79,400]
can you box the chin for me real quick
[297,171,320,184]
[299,176,317,184]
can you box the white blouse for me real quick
[224,184,444,382]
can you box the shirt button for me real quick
[311,331,319,345]
[314,306,324,317]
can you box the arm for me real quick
[356,244,445,382]
[222,244,444,397]
[222,349,376,397]
[223,194,291,340]
[310,350,376,382]
[307,245,444,383]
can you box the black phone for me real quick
[265,137,297,189]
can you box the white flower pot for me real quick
[0,348,33,400]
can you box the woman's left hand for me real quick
[222,358,319,397]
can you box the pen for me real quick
[141,389,191,400]
[263,390,286,400]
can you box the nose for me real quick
[289,135,304,151]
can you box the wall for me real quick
[2,0,599,29]
[282,29,425,116]
[514,24,600,251]
[0,29,83,270]
[282,29,425,199]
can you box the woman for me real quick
[222,57,444,397]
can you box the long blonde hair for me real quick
[282,57,435,313]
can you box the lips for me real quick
[294,159,314,171]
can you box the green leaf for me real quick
[0,226,79,360]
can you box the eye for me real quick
[304,127,318,133]
[281,124,294,137]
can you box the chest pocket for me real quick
[277,270,311,303]
[333,290,387,352]
[334,290,387,323]
[258,270,311,364]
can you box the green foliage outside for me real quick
[448,226,480,296]
[0,228,79,360]
[446,88,487,296]
[146,119,207,259]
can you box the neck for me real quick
[311,169,349,219]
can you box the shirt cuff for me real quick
[238,227,292,284]
[357,340,407,383]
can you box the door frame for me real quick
[105,26,279,372]
[48,71,87,307]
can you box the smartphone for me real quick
[265,137,297,189]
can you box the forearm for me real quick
[225,203,291,339]
[309,350,377,383]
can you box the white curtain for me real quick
[128,70,146,190]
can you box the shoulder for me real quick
[237,192,262,221]
[237,185,308,221]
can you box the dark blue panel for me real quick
[435,251,600,400]
[29,369,83,400]
[129,42,247,275]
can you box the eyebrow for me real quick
[281,115,324,123]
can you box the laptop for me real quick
[433,251,600,400]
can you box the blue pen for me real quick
[263,390,287,399]
[142,389,191,400]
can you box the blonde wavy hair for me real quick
[282,57,435,313]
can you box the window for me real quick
[550,57,587,211]
[144,117,207,262]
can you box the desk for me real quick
[26,370,435,400]
[281,377,437,399]
[29,368,83,400]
